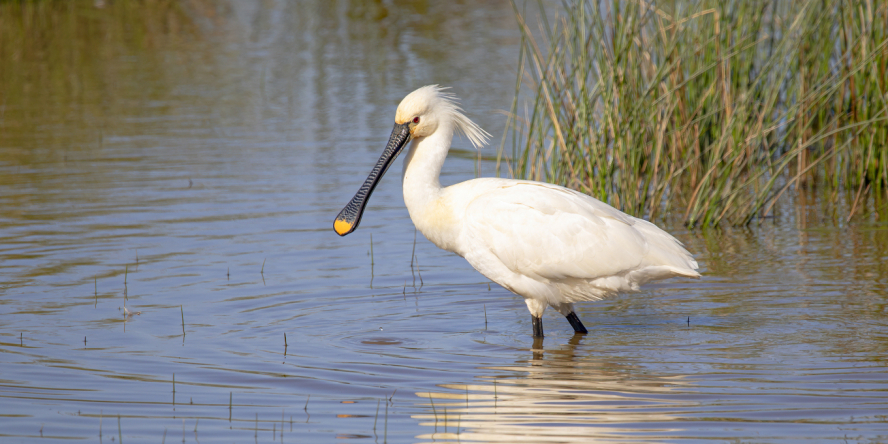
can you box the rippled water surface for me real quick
[2,1,888,442]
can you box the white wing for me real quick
[460,181,698,302]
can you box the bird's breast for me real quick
[407,196,463,255]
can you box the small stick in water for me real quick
[416,256,423,287]
[411,230,417,269]
[484,304,487,329]
[429,392,437,428]
[373,399,380,431]
[261,258,266,274]
[181,306,185,336]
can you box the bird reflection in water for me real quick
[413,336,689,443]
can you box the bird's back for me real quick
[446,178,698,304]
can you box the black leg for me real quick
[565,312,588,334]
[532,315,544,337]
[531,336,544,359]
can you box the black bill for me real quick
[334,122,411,236]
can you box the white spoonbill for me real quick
[335,85,699,337]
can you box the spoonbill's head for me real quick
[333,85,488,236]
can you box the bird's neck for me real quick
[402,124,452,205]
[401,124,456,249]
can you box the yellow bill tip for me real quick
[334,219,353,236]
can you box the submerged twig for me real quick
[410,230,417,268]
[415,256,423,288]
[429,392,437,432]
[373,399,380,431]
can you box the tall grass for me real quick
[503,0,888,226]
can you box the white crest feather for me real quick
[432,86,491,149]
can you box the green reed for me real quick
[503,0,888,226]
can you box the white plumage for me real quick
[335,85,699,337]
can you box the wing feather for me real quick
[460,181,698,301]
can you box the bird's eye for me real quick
[413,117,420,124]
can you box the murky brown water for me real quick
[2,1,887,443]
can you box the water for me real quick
[1,1,887,442]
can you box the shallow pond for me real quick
[1,1,887,443]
